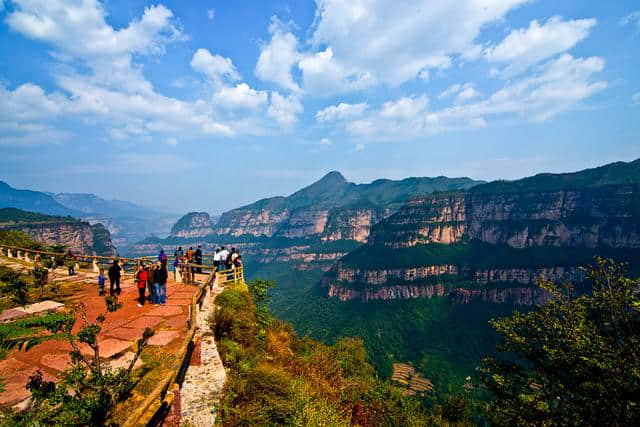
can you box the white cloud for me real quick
[255,17,301,92]
[298,47,374,96]
[213,83,268,110]
[316,102,368,122]
[207,8,215,20]
[438,83,479,103]
[619,11,640,30]
[307,0,529,91]
[633,92,640,105]
[167,137,178,146]
[191,48,240,87]
[268,92,302,126]
[439,84,463,99]
[485,16,596,77]
[6,1,182,58]
[338,55,606,141]
[379,95,428,119]
[0,1,280,145]
[455,86,480,104]
[319,137,332,146]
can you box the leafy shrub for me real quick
[0,271,29,306]
[213,277,432,426]
[479,258,640,426]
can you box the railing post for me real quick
[175,267,183,284]
[24,251,31,263]
[17,250,22,260]
[7,249,13,258]
[92,257,100,273]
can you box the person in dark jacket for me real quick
[108,259,122,296]
[194,246,203,274]
[153,260,168,305]
[146,262,156,304]
[66,250,76,276]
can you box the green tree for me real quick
[247,278,276,330]
[0,296,154,425]
[0,271,29,307]
[479,258,640,426]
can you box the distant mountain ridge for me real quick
[214,171,485,240]
[0,180,178,251]
[52,192,167,219]
[0,181,80,217]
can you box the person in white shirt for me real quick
[213,248,221,271]
[218,246,230,270]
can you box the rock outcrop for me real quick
[324,160,640,302]
[170,212,215,238]
[369,186,640,249]
[213,172,482,241]
[448,287,552,305]
[0,208,117,256]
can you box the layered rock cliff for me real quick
[0,208,117,256]
[214,172,483,242]
[369,185,640,249]
[170,212,215,238]
[324,160,640,302]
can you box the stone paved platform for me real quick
[0,255,201,407]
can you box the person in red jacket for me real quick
[135,262,148,307]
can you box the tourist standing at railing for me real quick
[66,250,76,276]
[234,254,243,269]
[174,246,184,260]
[213,248,221,271]
[187,247,194,263]
[146,262,156,304]
[225,248,235,270]
[135,263,148,308]
[108,259,122,296]
[154,260,168,305]
[98,268,106,296]
[158,249,167,264]
[218,246,229,271]
[195,246,203,274]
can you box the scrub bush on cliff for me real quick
[479,257,640,426]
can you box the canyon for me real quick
[322,160,640,302]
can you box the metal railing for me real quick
[0,244,217,277]
[0,244,244,426]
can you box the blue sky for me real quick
[0,0,639,214]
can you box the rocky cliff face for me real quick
[370,185,640,249]
[90,223,118,256]
[170,212,215,238]
[12,222,116,256]
[327,283,445,302]
[323,265,583,302]
[215,206,384,243]
[324,160,640,303]
[213,172,482,242]
[0,207,117,256]
[448,287,552,305]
